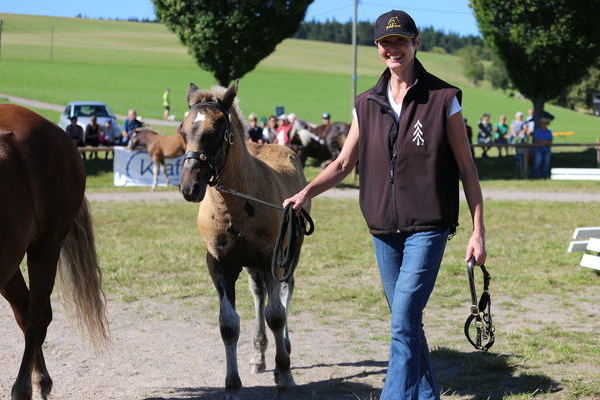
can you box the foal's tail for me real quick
[58,197,109,350]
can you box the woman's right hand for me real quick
[283,189,309,214]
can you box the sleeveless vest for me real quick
[355,59,462,235]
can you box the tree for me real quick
[560,58,600,111]
[152,0,313,86]
[459,46,485,86]
[470,0,600,120]
[486,52,513,91]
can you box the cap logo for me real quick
[386,17,402,30]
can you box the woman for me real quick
[284,10,486,400]
[477,113,493,158]
[494,115,509,157]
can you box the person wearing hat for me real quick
[532,117,553,178]
[65,115,84,147]
[321,112,331,126]
[284,9,486,400]
[274,114,291,145]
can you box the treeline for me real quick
[75,14,159,23]
[294,20,483,53]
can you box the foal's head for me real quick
[179,81,238,203]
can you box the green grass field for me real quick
[0,13,598,142]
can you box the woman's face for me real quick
[376,36,419,71]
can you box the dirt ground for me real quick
[0,297,390,400]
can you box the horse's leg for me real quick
[160,161,171,186]
[280,276,294,355]
[264,273,295,388]
[247,269,267,373]
[1,270,53,400]
[10,244,59,400]
[151,162,159,191]
[207,253,242,400]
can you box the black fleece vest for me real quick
[355,59,461,235]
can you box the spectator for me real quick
[511,112,527,177]
[274,114,291,145]
[121,109,143,145]
[477,113,493,158]
[464,118,474,157]
[533,118,553,178]
[525,108,535,139]
[247,113,264,144]
[262,115,277,143]
[84,115,100,159]
[259,116,268,129]
[66,116,84,147]
[493,115,509,157]
[99,119,118,160]
[163,88,171,120]
[321,112,331,126]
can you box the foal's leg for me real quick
[207,253,242,400]
[280,276,294,355]
[247,269,268,373]
[11,244,59,400]
[265,273,295,388]
[160,162,171,186]
[1,270,53,400]
[151,162,159,191]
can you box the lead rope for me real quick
[464,257,495,352]
[213,183,314,283]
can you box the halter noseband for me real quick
[182,101,233,187]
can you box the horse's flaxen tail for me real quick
[58,197,109,351]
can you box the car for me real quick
[58,101,118,132]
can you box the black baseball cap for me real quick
[373,10,418,43]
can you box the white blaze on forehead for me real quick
[194,112,206,123]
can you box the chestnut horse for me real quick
[0,104,108,400]
[127,127,185,190]
[179,82,309,399]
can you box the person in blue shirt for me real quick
[120,109,143,145]
[533,118,553,178]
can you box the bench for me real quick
[551,168,600,181]
[568,227,600,270]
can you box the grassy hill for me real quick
[0,13,598,142]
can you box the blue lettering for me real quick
[140,160,154,176]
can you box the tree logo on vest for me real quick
[412,120,424,146]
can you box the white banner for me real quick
[113,146,185,187]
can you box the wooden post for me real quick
[523,146,529,179]
[596,138,600,168]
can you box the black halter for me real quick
[464,258,495,352]
[182,101,234,187]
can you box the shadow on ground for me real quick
[433,347,561,399]
[143,360,386,400]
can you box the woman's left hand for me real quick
[465,231,486,265]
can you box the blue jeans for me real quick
[533,150,551,178]
[373,229,449,400]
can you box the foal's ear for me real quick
[221,80,239,110]
[187,83,200,107]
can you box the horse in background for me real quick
[0,104,108,400]
[128,127,185,190]
[290,121,350,168]
[179,82,309,399]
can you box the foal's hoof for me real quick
[250,361,266,374]
[274,368,296,388]
[11,382,32,400]
[37,375,53,399]
[225,388,241,400]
